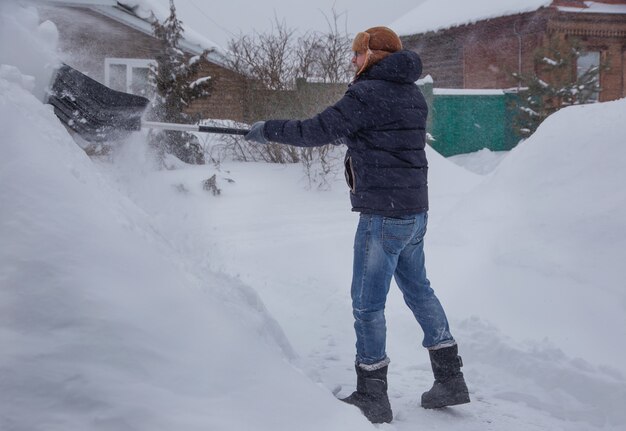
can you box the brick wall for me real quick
[401,7,626,101]
[187,62,248,122]
[401,28,465,87]
[244,79,347,123]
[402,11,551,89]
[38,6,163,83]
[623,47,626,97]
[38,5,352,126]
[462,13,551,89]
[38,5,248,122]
[548,11,626,101]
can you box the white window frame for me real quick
[576,50,601,102]
[104,58,155,94]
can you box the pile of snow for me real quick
[0,6,366,431]
[431,98,626,369]
[425,98,626,428]
[0,3,58,100]
[0,74,370,431]
[449,148,508,175]
[391,0,551,36]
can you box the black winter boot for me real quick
[341,364,393,423]
[421,344,470,409]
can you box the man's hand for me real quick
[244,121,268,144]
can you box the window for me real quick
[104,58,155,97]
[577,51,601,102]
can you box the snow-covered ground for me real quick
[2,4,626,431]
[448,148,508,175]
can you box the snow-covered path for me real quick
[103,138,626,430]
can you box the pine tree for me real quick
[148,0,213,164]
[512,35,602,138]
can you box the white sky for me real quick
[182,0,426,48]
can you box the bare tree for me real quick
[294,32,321,81]
[315,8,353,83]
[227,17,298,90]
[221,10,353,187]
[227,9,352,88]
[291,8,352,84]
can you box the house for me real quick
[394,0,626,102]
[36,0,249,122]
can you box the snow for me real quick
[557,1,626,14]
[0,3,58,100]
[114,0,223,54]
[391,0,626,37]
[391,0,552,36]
[434,88,505,96]
[432,98,626,372]
[2,4,626,431]
[416,74,434,85]
[190,75,211,88]
[448,148,509,175]
[542,57,561,67]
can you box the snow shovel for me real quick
[45,63,250,142]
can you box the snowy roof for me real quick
[116,1,224,53]
[37,0,118,5]
[557,1,626,14]
[434,88,505,96]
[391,0,626,37]
[391,0,552,36]
[37,0,228,64]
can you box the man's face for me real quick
[352,51,367,71]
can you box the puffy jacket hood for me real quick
[359,50,423,84]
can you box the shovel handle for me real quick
[143,121,250,135]
[199,125,250,135]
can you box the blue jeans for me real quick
[351,213,454,366]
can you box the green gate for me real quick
[419,82,521,157]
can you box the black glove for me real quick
[244,121,268,144]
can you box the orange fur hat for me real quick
[352,26,403,75]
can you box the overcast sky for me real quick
[194,0,427,48]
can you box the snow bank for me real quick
[0,6,367,430]
[424,145,483,217]
[449,148,509,175]
[0,67,371,431]
[0,3,59,100]
[429,98,626,387]
[384,99,626,429]
[0,67,334,430]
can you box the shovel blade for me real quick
[46,64,150,142]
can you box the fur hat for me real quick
[352,26,402,75]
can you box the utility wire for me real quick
[186,0,237,44]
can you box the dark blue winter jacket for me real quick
[264,50,429,216]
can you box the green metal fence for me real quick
[419,81,521,157]
[248,79,522,157]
